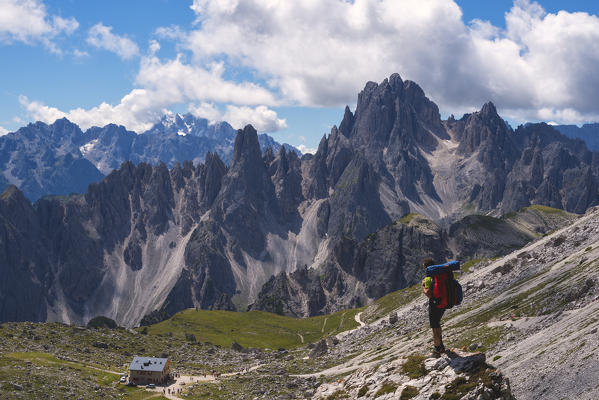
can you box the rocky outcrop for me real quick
[447,102,521,211]
[448,215,535,260]
[251,214,451,316]
[314,350,514,400]
[502,123,598,214]
[251,206,574,317]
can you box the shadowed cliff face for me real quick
[1,74,598,325]
[0,186,50,322]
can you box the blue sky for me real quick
[1,0,599,152]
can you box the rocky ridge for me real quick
[555,122,599,151]
[250,207,576,317]
[1,74,599,327]
[307,207,599,400]
[0,113,297,201]
[313,350,513,400]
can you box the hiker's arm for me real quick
[422,280,432,298]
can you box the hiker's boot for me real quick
[430,344,446,358]
[430,345,442,358]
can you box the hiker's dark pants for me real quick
[428,302,445,328]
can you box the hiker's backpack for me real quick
[426,261,463,309]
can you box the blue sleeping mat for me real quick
[426,260,461,276]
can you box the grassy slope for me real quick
[0,351,166,400]
[361,283,422,324]
[144,308,363,349]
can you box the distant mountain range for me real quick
[0,113,299,201]
[554,123,599,151]
[1,73,599,327]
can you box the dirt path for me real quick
[54,356,123,376]
[90,365,122,375]
[321,317,329,333]
[147,364,263,399]
[354,312,365,327]
[297,332,305,343]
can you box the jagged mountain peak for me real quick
[480,100,498,116]
[1,184,28,205]
[467,101,508,134]
[149,112,214,137]
[232,124,262,166]
[351,74,445,150]
[17,117,84,142]
[338,106,354,138]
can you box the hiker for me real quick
[422,257,446,357]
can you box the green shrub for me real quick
[326,390,349,399]
[375,382,398,398]
[357,385,369,397]
[401,355,427,379]
[400,385,419,399]
[86,316,117,329]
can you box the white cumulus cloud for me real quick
[180,0,599,125]
[222,105,287,132]
[0,126,9,136]
[136,55,277,106]
[87,23,140,60]
[19,54,284,132]
[187,102,222,123]
[296,144,316,155]
[0,0,78,52]
[20,90,165,133]
[17,0,599,136]
[188,102,286,132]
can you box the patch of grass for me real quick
[401,354,427,379]
[369,353,387,362]
[358,385,369,397]
[492,355,502,361]
[2,352,118,385]
[326,389,350,399]
[441,376,476,400]
[144,308,362,349]
[441,367,494,400]
[461,258,488,273]
[119,387,169,400]
[468,215,504,232]
[362,283,422,323]
[452,276,554,326]
[375,382,398,398]
[0,351,149,399]
[400,385,419,399]
[399,213,419,224]
[447,326,504,353]
[527,204,567,214]
[430,392,441,399]
[86,316,118,329]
